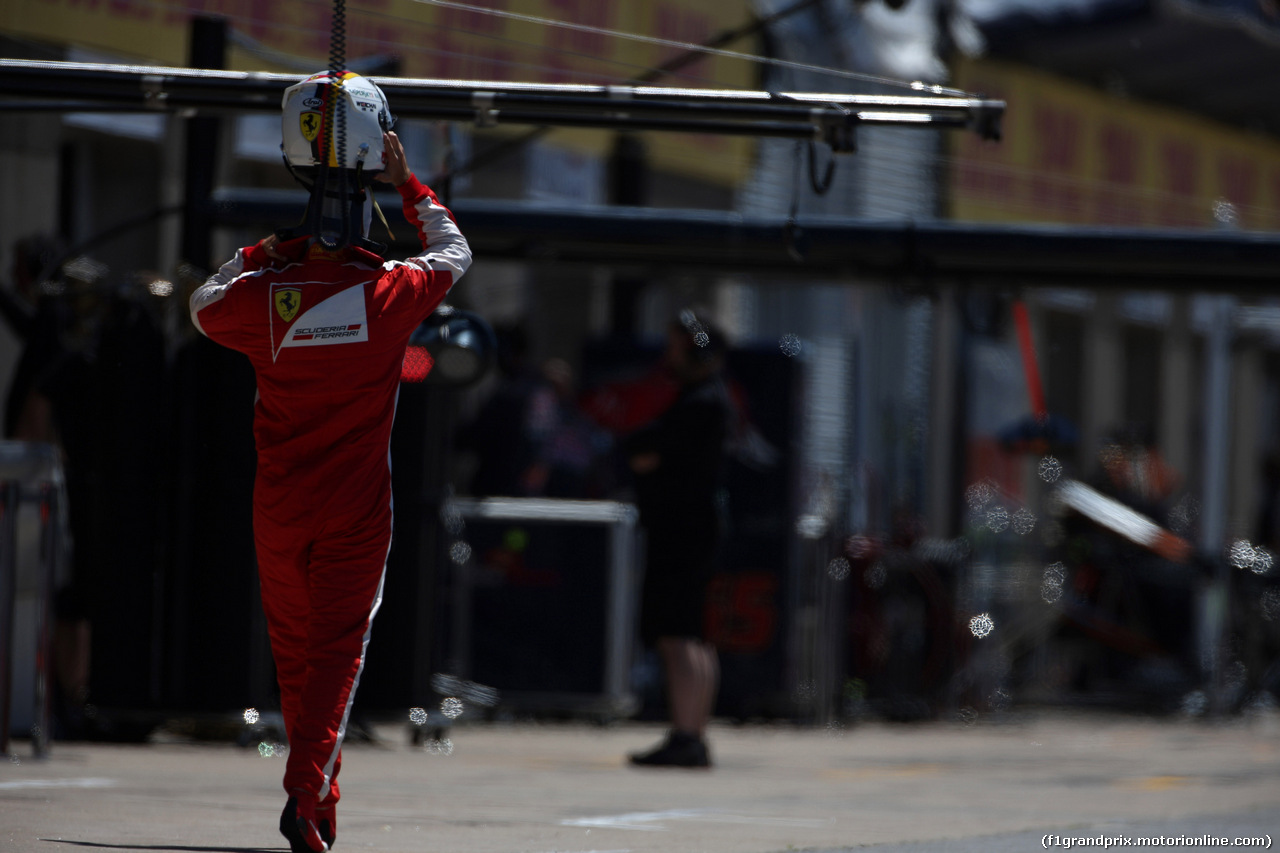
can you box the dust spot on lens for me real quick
[1212,198,1239,226]
[985,506,1009,533]
[258,742,287,758]
[969,612,995,638]
[1169,495,1199,535]
[426,738,454,756]
[864,562,887,590]
[1038,455,1062,484]
[1041,562,1066,603]
[1012,508,1036,535]
[965,482,994,511]
[1261,589,1280,622]
[1228,540,1256,570]
[442,508,465,536]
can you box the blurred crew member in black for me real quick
[626,309,731,768]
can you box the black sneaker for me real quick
[628,730,712,768]
[280,795,330,852]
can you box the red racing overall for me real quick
[189,175,470,811]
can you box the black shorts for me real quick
[638,521,719,646]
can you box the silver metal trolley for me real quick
[0,442,68,757]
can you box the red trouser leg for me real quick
[256,504,391,806]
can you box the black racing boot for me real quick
[280,794,330,852]
[317,800,337,848]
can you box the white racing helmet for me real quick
[281,70,394,172]
[279,70,396,251]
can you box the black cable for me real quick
[317,0,351,250]
[784,140,806,263]
[328,0,347,79]
[808,139,836,195]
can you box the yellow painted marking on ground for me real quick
[1115,775,1190,791]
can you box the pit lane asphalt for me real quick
[2,710,1277,853]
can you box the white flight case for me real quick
[442,498,639,720]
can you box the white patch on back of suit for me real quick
[274,282,369,360]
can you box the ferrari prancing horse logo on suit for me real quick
[275,287,301,322]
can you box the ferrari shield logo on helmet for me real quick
[275,287,302,323]
[299,111,321,142]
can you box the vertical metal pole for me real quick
[181,16,226,272]
[604,509,633,711]
[1159,297,1193,481]
[926,285,960,538]
[1200,294,1234,714]
[32,483,55,758]
[0,482,18,756]
[607,134,648,338]
[415,386,458,696]
[818,544,843,728]
[1082,295,1122,464]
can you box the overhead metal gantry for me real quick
[6,58,1280,289]
[0,58,1005,149]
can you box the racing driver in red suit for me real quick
[189,70,470,853]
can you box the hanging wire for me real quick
[328,0,347,77]
[630,0,822,84]
[320,0,347,172]
[784,140,807,263]
[411,0,970,96]
[313,0,351,249]
[130,0,763,88]
[131,0,974,96]
[418,0,844,189]
[229,20,650,83]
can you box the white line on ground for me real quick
[561,809,830,831]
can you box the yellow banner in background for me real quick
[2,0,757,185]
[950,57,1280,232]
